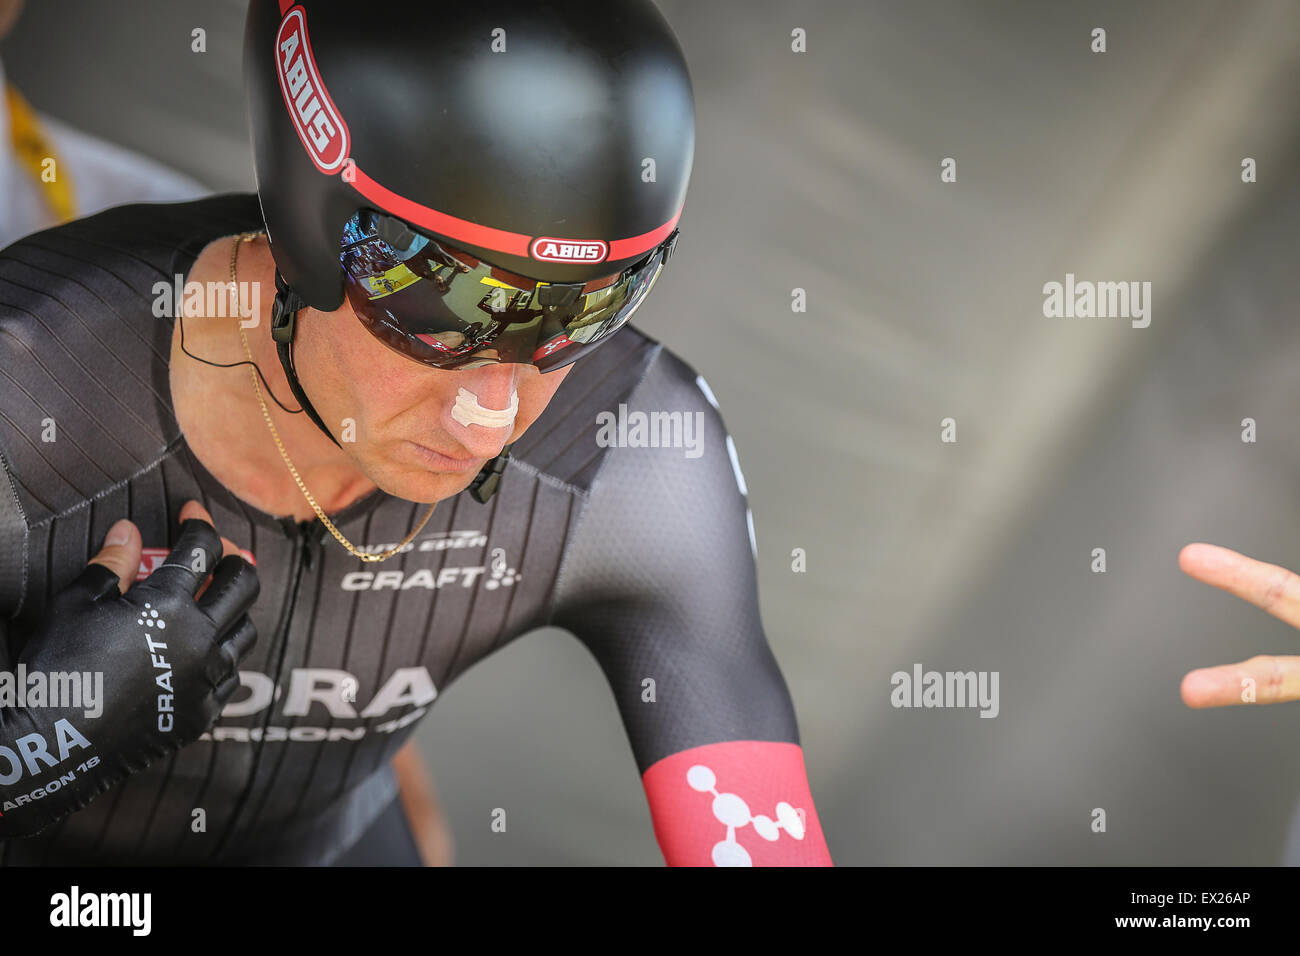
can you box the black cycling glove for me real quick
[0,519,258,837]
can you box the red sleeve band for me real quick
[642,740,833,867]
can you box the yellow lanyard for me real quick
[5,81,76,222]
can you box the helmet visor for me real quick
[340,210,675,372]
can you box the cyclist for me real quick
[0,0,832,866]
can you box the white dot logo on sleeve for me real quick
[451,387,519,429]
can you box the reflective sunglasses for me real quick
[339,210,677,372]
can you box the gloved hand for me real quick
[0,514,259,838]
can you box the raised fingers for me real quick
[197,554,261,627]
[86,518,143,594]
[1181,655,1300,708]
[1179,543,1300,631]
[146,519,224,597]
[179,499,240,559]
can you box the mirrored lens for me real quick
[339,211,673,372]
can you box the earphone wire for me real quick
[175,242,304,416]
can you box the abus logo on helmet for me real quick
[530,237,608,264]
[275,7,349,173]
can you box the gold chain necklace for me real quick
[228,232,436,562]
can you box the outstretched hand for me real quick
[1178,543,1300,707]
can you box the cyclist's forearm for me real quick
[392,740,454,866]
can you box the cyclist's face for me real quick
[294,297,574,503]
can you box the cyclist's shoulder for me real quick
[0,192,262,274]
[509,324,716,471]
[625,334,725,415]
[0,194,263,525]
[0,192,263,353]
[509,325,735,498]
[508,323,657,491]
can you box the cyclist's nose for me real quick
[438,362,523,457]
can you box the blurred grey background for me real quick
[5,0,1300,864]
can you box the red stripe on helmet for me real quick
[350,167,533,258]
[608,211,681,261]
[350,166,682,264]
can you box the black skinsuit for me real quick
[0,195,818,865]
